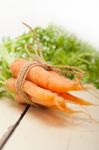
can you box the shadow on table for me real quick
[7,99,99,131]
[25,106,99,132]
[25,106,84,128]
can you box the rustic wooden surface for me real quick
[0,98,26,149]
[0,90,98,150]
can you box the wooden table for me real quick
[0,89,99,150]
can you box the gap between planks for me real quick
[0,105,30,150]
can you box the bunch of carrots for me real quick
[5,58,93,113]
[0,23,95,114]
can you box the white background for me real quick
[0,0,99,48]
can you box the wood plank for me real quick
[68,131,99,150]
[0,97,25,148]
[4,91,99,150]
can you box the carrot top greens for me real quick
[0,24,99,98]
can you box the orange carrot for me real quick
[49,70,84,91]
[58,92,92,105]
[5,78,74,113]
[15,94,76,113]
[6,78,59,106]
[11,59,83,92]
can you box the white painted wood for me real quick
[4,91,99,150]
[0,98,25,140]
[69,131,99,150]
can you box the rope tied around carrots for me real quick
[15,22,84,105]
[16,55,84,105]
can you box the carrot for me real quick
[5,78,74,113]
[15,94,76,113]
[11,59,83,92]
[58,92,92,105]
[6,78,59,106]
[49,70,84,91]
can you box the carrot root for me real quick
[59,92,93,106]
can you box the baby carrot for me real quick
[5,78,73,112]
[15,94,76,113]
[11,59,83,92]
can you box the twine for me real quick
[16,62,37,105]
